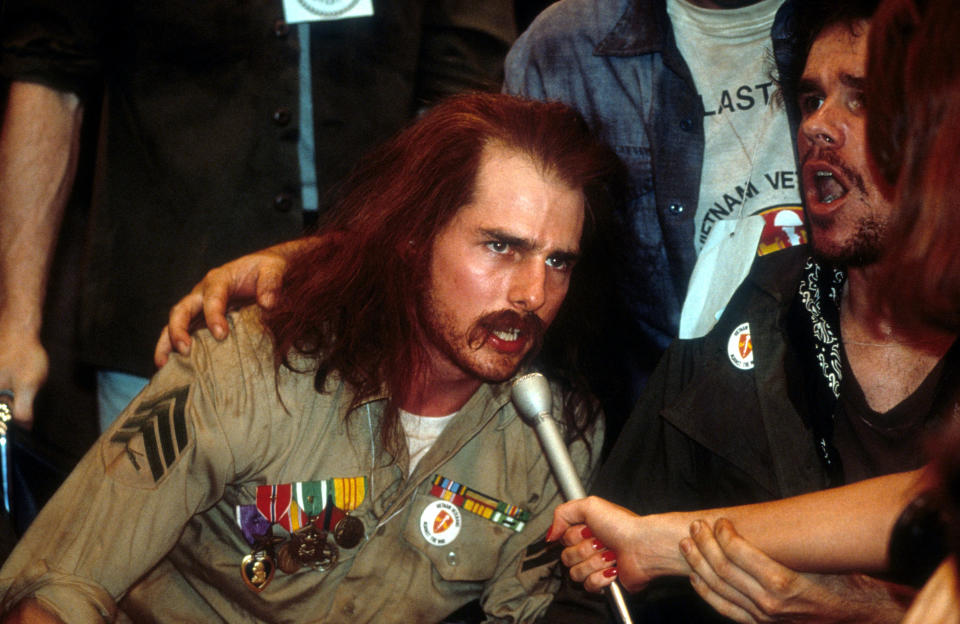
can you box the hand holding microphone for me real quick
[511,372,634,624]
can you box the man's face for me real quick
[798,20,891,267]
[421,143,585,384]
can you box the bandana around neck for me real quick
[795,257,847,485]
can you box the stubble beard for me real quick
[803,150,888,267]
[810,213,888,268]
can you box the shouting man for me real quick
[0,93,619,623]
[549,1,957,622]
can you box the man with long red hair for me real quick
[0,93,619,623]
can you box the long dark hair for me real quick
[262,93,623,456]
[780,0,881,121]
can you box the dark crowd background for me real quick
[0,1,558,561]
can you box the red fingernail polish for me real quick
[602,550,617,562]
[545,526,555,542]
[603,567,618,578]
[592,539,605,551]
[581,526,593,539]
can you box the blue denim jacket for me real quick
[505,0,797,410]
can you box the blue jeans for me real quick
[96,369,148,433]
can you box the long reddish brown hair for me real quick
[867,0,960,332]
[262,93,623,456]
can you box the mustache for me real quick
[802,149,867,196]
[467,309,545,351]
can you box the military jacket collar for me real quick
[333,374,522,510]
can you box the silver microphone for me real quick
[510,372,634,624]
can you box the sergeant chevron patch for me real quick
[109,386,190,482]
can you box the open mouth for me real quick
[491,328,521,342]
[469,310,545,355]
[814,170,848,204]
[485,325,528,355]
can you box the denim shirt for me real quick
[505,0,797,408]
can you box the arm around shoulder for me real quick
[0,313,261,621]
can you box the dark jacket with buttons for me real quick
[588,242,956,621]
[595,245,825,517]
[0,0,516,377]
[568,245,835,623]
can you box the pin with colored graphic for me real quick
[420,500,462,546]
[727,322,754,370]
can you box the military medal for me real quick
[240,535,282,592]
[239,532,282,592]
[237,504,272,545]
[241,550,275,592]
[291,525,327,566]
[238,477,367,583]
[276,540,303,574]
[310,499,365,549]
[278,525,339,573]
[257,483,310,532]
[333,514,364,549]
[299,478,367,550]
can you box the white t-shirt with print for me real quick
[668,0,804,338]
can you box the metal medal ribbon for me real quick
[430,474,530,532]
[236,477,369,589]
[294,477,367,548]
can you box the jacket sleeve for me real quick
[0,318,266,622]
[593,339,704,515]
[480,397,604,623]
[0,0,106,98]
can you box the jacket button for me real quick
[274,192,294,212]
[274,19,290,38]
[680,118,694,131]
[446,551,458,566]
[272,107,292,126]
[668,203,684,215]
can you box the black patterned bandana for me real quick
[795,257,847,486]
[797,258,846,397]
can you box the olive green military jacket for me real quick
[0,307,602,623]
